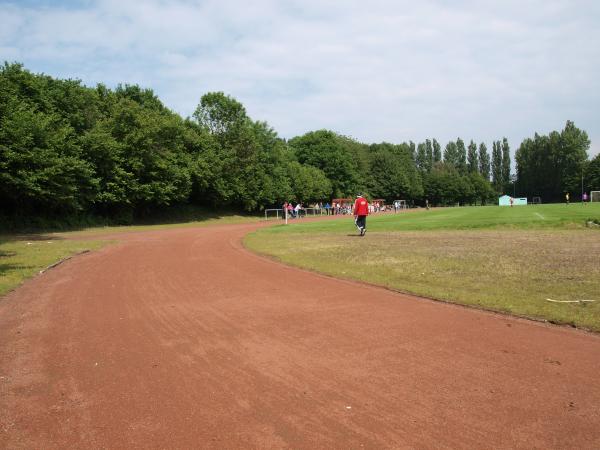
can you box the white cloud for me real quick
[1,0,599,156]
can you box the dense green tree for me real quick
[192,92,247,140]
[0,112,97,213]
[444,141,458,167]
[408,141,417,162]
[467,140,478,173]
[456,138,467,174]
[0,68,98,214]
[424,163,465,206]
[432,138,442,163]
[110,99,192,210]
[501,138,511,192]
[584,154,600,196]
[0,62,531,226]
[516,121,590,202]
[79,121,133,213]
[416,142,427,173]
[425,139,433,172]
[468,172,496,205]
[491,140,503,192]
[289,130,360,198]
[368,143,422,201]
[559,121,590,195]
[478,142,490,180]
[285,161,330,204]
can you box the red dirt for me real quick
[1,222,600,449]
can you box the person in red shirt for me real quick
[353,193,369,236]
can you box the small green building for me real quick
[498,195,528,206]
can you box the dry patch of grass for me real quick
[245,229,600,331]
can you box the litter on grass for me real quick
[545,298,597,304]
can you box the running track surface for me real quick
[1,222,599,449]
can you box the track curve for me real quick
[1,222,599,449]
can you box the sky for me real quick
[1,0,599,157]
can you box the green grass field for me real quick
[245,203,600,332]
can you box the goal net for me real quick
[531,196,542,204]
[591,191,600,202]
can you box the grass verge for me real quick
[245,204,600,331]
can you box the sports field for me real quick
[245,203,600,331]
[2,210,600,447]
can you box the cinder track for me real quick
[1,222,599,448]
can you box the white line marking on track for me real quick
[535,213,545,220]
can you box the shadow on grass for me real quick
[0,263,35,278]
[0,235,64,279]
[0,234,64,243]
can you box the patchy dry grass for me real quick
[245,229,600,331]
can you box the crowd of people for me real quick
[281,198,396,219]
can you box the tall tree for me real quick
[289,130,360,198]
[559,120,590,195]
[491,140,503,192]
[444,141,458,168]
[501,137,511,191]
[585,154,600,195]
[193,91,247,140]
[456,138,467,174]
[478,142,490,180]
[467,140,478,173]
[515,121,589,202]
[432,138,442,163]
[425,139,433,172]
[409,141,416,159]
[416,142,427,173]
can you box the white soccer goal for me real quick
[531,196,542,205]
[393,200,407,211]
[591,191,600,202]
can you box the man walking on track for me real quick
[353,193,369,236]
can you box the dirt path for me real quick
[1,222,599,449]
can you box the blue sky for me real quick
[1,0,599,157]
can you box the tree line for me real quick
[1,63,597,226]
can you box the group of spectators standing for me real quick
[281,198,404,219]
[281,195,370,236]
[281,201,351,218]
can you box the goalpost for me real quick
[531,196,542,205]
[393,200,407,211]
[591,191,600,202]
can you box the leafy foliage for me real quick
[516,121,590,202]
[1,63,593,227]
